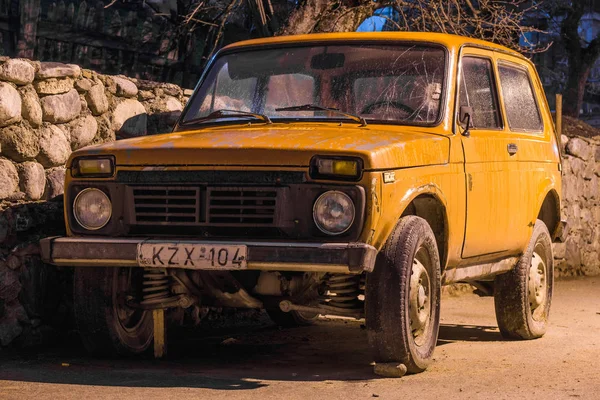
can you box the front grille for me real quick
[133,187,202,225]
[131,186,278,227]
[208,188,277,225]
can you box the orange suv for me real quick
[42,32,564,373]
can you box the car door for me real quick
[458,48,523,258]
[494,54,557,249]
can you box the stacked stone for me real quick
[0,56,188,203]
[553,135,600,277]
[0,200,66,347]
[0,56,190,348]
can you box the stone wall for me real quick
[0,56,191,202]
[0,200,67,347]
[0,56,190,348]
[554,134,600,277]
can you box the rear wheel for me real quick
[494,220,553,339]
[366,216,441,374]
[74,267,153,355]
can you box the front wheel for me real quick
[494,220,553,339]
[74,267,154,355]
[366,216,441,374]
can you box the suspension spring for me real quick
[323,274,363,309]
[140,268,175,307]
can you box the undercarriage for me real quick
[131,268,366,320]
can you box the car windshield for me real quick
[182,43,446,126]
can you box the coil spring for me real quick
[140,268,174,307]
[323,274,364,309]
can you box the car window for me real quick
[183,44,446,126]
[459,57,501,129]
[354,74,442,123]
[197,64,256,115]
[498,64,543,132]
[264,74,315,115]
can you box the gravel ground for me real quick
[0,277,598,400]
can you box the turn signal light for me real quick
[72,157,115,177]
[310,156,363,181]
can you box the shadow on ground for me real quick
[438,324,503,344]
[0,318,504,390]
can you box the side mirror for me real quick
[459,105,473,137]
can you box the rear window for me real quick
[498,64,543,132]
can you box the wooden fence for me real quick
[0,0,202,87]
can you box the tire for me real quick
[266,309,318,328]
[494,219,553,339]
[74,267,154,356]
[365,216,441,374]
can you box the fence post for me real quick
[17,0,40,58]
[75,1,87,28]
[556,93,563,136]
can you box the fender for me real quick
[399,182,449,209]
[529,176,560,238]
[372,181,450,267]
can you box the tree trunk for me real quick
[563,59,592,118]
[279,0,376,35]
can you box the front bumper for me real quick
[40,237,377,274]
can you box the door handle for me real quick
[507,143,518,156]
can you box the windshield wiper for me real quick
[184,109,272,125]
[275,104,367,127]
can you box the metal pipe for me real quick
[279,300,363,319]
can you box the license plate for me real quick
[137,242,247,270]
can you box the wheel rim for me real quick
[113,268,146,333]
[409,248,432,346]
[528,250,548,321]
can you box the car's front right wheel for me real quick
[365,216,441,374]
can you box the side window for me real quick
[459,57,501,129]
[498,64,543,132]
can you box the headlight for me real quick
[313,191,355,235]
[310,156,363,181]
[73,188,112,230]
[72,156,115,177]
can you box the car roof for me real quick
[222,32,524,59]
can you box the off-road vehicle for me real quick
[42,32,564,373]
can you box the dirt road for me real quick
[1,277,599,400]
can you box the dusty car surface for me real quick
[41,32,564,373]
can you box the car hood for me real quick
[72,123,450,170]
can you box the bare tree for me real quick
[279,0,546,54]
[101,0,546,87]
[542,1,600,117]
[106,0,245,87]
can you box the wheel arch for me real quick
[536,189,561,241]
[399,191,449,271]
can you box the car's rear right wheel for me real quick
[494,219,553,339]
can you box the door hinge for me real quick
[468,173,473,191]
